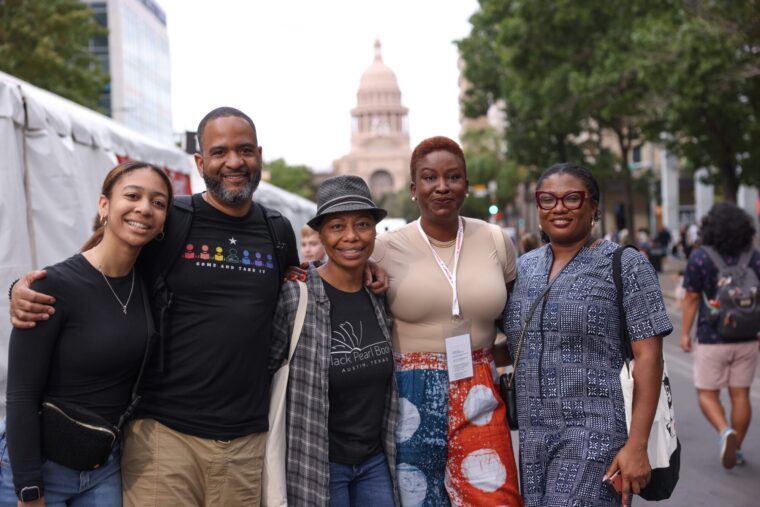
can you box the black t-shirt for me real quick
[7,254,147,494]
[136,194,280,439]
[323,280,394,465]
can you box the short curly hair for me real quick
[409,136,466,181]
[700,202,756,255]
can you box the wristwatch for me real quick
[19,485,41,502]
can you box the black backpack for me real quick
[138,194,297,367]
[701,246,760,340]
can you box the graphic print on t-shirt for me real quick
[179,235,275,275]
[331,320,392,374]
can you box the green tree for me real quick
[460,125,522,221]
[458,0,658,231]
[375,188,419,222]
[265,158,317,201]
[0,0,108,110]
[459,0,760,211]
[639,0,760,201]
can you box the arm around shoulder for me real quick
[10,270,55,329]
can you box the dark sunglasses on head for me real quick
[534,190,588,210]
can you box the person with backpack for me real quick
[9,107,297,505]
[681,202,760,469]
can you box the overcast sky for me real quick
[160,0,479,171]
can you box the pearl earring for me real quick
[411,196,416,201]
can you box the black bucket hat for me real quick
[307,175,387,230]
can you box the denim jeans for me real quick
[329,452,395,507]
[0,420,122,507]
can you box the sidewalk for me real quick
[657,254,687,301]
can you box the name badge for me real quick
[445,334,474,382]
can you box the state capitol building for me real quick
[333,40,411,195]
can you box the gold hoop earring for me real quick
[155,231,165,242]
[101,216,107,227]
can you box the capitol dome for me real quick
[333,39,411,195]
[358,40,401,93]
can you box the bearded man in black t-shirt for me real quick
[9,107,299,506]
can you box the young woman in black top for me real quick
[0,161,172,506]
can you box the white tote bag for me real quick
[262,281,307,507]
[620,360,678,469]
[613,245,680,501]
[619,359,681,500]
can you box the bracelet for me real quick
[8,278,19,302]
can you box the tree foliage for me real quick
[458,0,760,211]
[638,0,760,200]
[460,125,523,220]
[0,0,108,110]
[265,158,317,201]
[375,188,419,222]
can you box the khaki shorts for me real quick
[121,418,266,507]
[694,341,759,390]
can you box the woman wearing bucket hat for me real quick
[371,136,523,506]
[269,175,399,506]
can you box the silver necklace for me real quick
[98,265,135,315]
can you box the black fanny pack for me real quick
[40,400,119,471]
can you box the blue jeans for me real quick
[329,452,395,507]
[0,421,122,507]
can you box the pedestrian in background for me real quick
[372,136,523,506]
[0,162,172,506]
[519,231,540,255]
[300,223,326,266]
[505,163,671,507]
[681,202,760,469]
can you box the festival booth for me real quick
[0,72,318,414]
[0,70,196,414]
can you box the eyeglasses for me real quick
[534,190,588,210]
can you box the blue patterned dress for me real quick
[504,240,672,507]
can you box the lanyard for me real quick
[416,217,464,316]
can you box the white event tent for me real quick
[0,70,316,414]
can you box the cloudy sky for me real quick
[160,0,479,171]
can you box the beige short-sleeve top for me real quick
[372,217,517,354]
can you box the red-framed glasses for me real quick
[534,190,588,210]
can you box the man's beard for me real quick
[203,170,260,206]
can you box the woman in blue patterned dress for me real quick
[504,163,672,507]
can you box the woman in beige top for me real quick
[372,136,523,507]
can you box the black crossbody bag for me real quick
[40,278,155,471]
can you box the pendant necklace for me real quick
[98,265,135,315]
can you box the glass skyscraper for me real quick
[86,0,173,145]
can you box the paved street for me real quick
[508,262,760,506]
[635,276,760,506]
